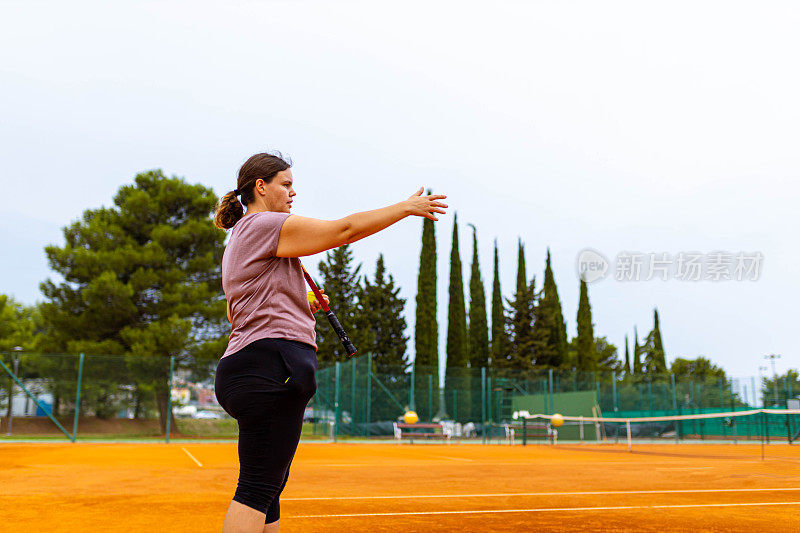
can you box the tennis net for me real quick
[512,408,800,448]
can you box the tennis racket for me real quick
[301,265,358,358]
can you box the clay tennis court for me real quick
[2,442,799,532]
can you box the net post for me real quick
[761,410,765,460]
[165,355,174,444]
[626,419,632,451]
[481,367,486,445]
[334,361,340,442]
[71,353,84,442]
[522,416,527,446]
[579,415,584,441]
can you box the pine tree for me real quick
[39,169,228,431]
[595,337,622,372]
[446,214,468,370]
[632,327,642,374]
[316,245,362,363]
[624,335,631,375]
[414,202,438,370]
[532,249,567,367]
[358,254,409,374]
[575,276,595,371]
[489,239,509,367]
[467,225,489,368]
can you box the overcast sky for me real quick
[1,1,798,395]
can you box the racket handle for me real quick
[324,309,358,357]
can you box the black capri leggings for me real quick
[214,338,317,523]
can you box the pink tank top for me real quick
[221,211,317,358]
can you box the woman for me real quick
[213,152,447,532]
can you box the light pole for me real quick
[765,354,781,407]
[5,347,23,436]
[758,366,768,408]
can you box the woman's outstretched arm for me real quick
[275,188,447,258]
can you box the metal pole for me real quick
[671,373,677,410]
[481,367,486,444]
[5,354,20,436]
[522,416,527,446]
[428,374,433,422]
[165,355,174,443]
[626,419,632,452]
[612,371,618,412]
[334,362,340,442]
[548,368,554,415]
[410,363,415,411]
[366,354,372,434]
[71,353,84,442]
[350,357,356,435]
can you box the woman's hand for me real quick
[405,188,448,221]
[309,290,330,314]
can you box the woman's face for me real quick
[255,169,296,213]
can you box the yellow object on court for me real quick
[551,413,564,427]
[403,410,419,424]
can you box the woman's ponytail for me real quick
[214,191,244,229]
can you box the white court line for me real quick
[287,501,800,518]
[283,486,800,501]
[181,447,203,467]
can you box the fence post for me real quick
[612,371,618,412]
[165,355,174,444]
[71,353,84,442]
[428,374,433,422]
[334,362,340,442]
[548,368,554,415]
[410,363,415,411]
[366,354,372,435]
[481,367,486,444]
[351,358,356,434]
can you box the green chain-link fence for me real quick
[2,351,796,442]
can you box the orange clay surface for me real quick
[2,442,800,532]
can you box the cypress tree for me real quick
[624,335,631,375]
[533,249,567,367]
[489,239,509,366]
[516,239,527,298]
[642,308,667,375]
[652,308,666,371]
[467,224,489,368]
[414,198,438,370]
[359,254,409,374]
[446,213,468,369]
[316,245,362,363]
[575,276,595,371]
[632,327,642,374]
